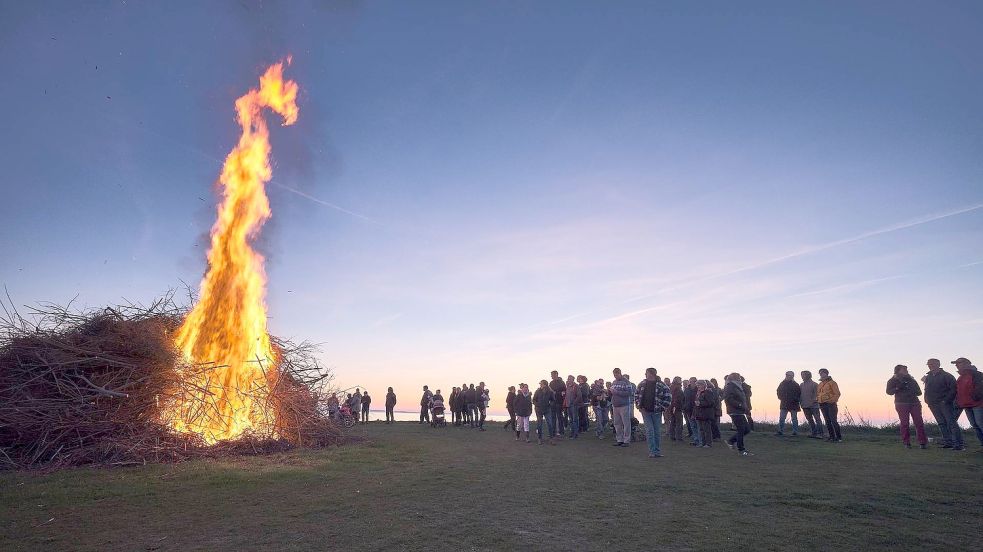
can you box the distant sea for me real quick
[367,409,506,423]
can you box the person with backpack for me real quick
[887,364,928,449]
[504,386,517,431]
[776,371,801,436]
[953,357,983,451]
[636,367,672,458]
[513,383,533,443]
[692,380,717,448]
[924,358,962,450]
[723,373,753,456]
[533,379,556,444]
[817,369,842,442]
[384,387,397,424]
[360,391,371,424]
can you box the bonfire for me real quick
[0,60,342,469]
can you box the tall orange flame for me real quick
[170,60,298,443]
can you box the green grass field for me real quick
[2,421,981,551]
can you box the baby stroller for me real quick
[338,403,357,429]
[430,398,446,428]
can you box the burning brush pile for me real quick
[0,295,340,469]
[0,60,344,469]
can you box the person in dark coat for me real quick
[513,383,534,442]
[740,377,755,431]
[504,386,517,431]
[384,387,396,424]
[668,377,684,441]
[533,379,556,444]
[549,371,567,437]
[724,373,753,455]
[682,377,699,444]
[887,364,927,449]
[709,377,723,440]
[360,392,371,423]
[776,371,801,436]
[692,380,717,448]
[923,358,962,450]
[419,386,433,424]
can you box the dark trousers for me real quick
[579,406,589,432]
[553,404,566,436]
[505,407,516,430]
[467,404,477,426]
[683,412,693,436]
[698,419,713,446]
[820,403,841,440]
[385,406,394,423]
[420,405,430,423]
[668,410,683,440]
[728,414,750,451]
[477,406,486,428]
[803,406,824,436]
[361,406,369,423]
[710,416,721,439]
[927,401,962,447]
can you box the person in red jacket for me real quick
[953,357,983,450]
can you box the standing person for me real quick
[361,391,371,423]
[636,367,672,458]
[533,379,556,444]
[465,384,478,428]
[693,380,716,448]
[924,359,962,450]
[461,383,471,426]
[740,377,755,432]
[776,372,801,436]
[419,386,433,424]
[504,386,517,431]
[513,383,533,442]
[682,377,700,445]
[709,378,723,441]
[799,371,824,439]
[887,365,928,449]
[605,381,614,422]
[577,376,591,433]
[817,369,842,442]
[668,377,684,441]
[610,368,632,447]
[723,373,753,456]
[592,378,610,439]
[549,371,567,437]
[564,375,581,439]
[448,388,458,425]
[625,374,638,440]
[351,389,362,416]
[662,377,673,431]
[385,387,397,424]
[953,357,983,451]
[477,382,489,431]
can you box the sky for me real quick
[1,1,981,424]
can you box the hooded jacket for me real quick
[956,367,983,408]
[722,381,748,415]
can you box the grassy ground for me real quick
[2,421,981,551]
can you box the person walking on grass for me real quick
[709,377,723,441]
[668,377,684,441]
[776,371,801,436]
[953,357,983,451]
[723,373,753,456]
[550,370,567,438]
[887,365,928,449]
[817,369,842,442]
[533,379,556,444]
[611,368,632,447]
[513,383,533,443]
[923,359,962,450]
[385,387,397,424]
[799,371,824,439]
[592,378,610,439]
[565,375,581,439]
[637,367,672,458]
[361,391,371,423]
[504,386,517,431]
[419,386,433,424]
[693,380,717,448]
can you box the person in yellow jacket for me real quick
[817,368,842,442]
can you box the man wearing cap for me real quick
[953,357,983,451]
[923,358,963,450]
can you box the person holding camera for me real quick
[886,364,927,449]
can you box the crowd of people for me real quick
[344,356,983,457]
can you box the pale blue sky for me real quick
[1,2,981,421]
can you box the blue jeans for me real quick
[690,417,701,444]
[641,410,663,455]
[595,406,609,436]
[962,406,983,447]
[536,410,555,439]
[778,409,799,434]
[567,405,580,438]
[928,401,962,447]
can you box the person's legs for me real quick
[820,403,835,439]
[684,413,693,437]
[613,406,627,444]
[827,404,842,440]
[567,406,579,438]
[690,417,702,445]
[699,420,713,446]
[554,405,565,436]
[943,403,963,448]
[911,402,927,445]
[778,409,788,434]
[671,411,683,440]
[729,415,747,450]
[478,406,487,429]
[896,403,912,445]
[791,411,799,434]
[964,406,983,447]
[711,416,721,440]
[927,402,952,446]
[642,411,662,455]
